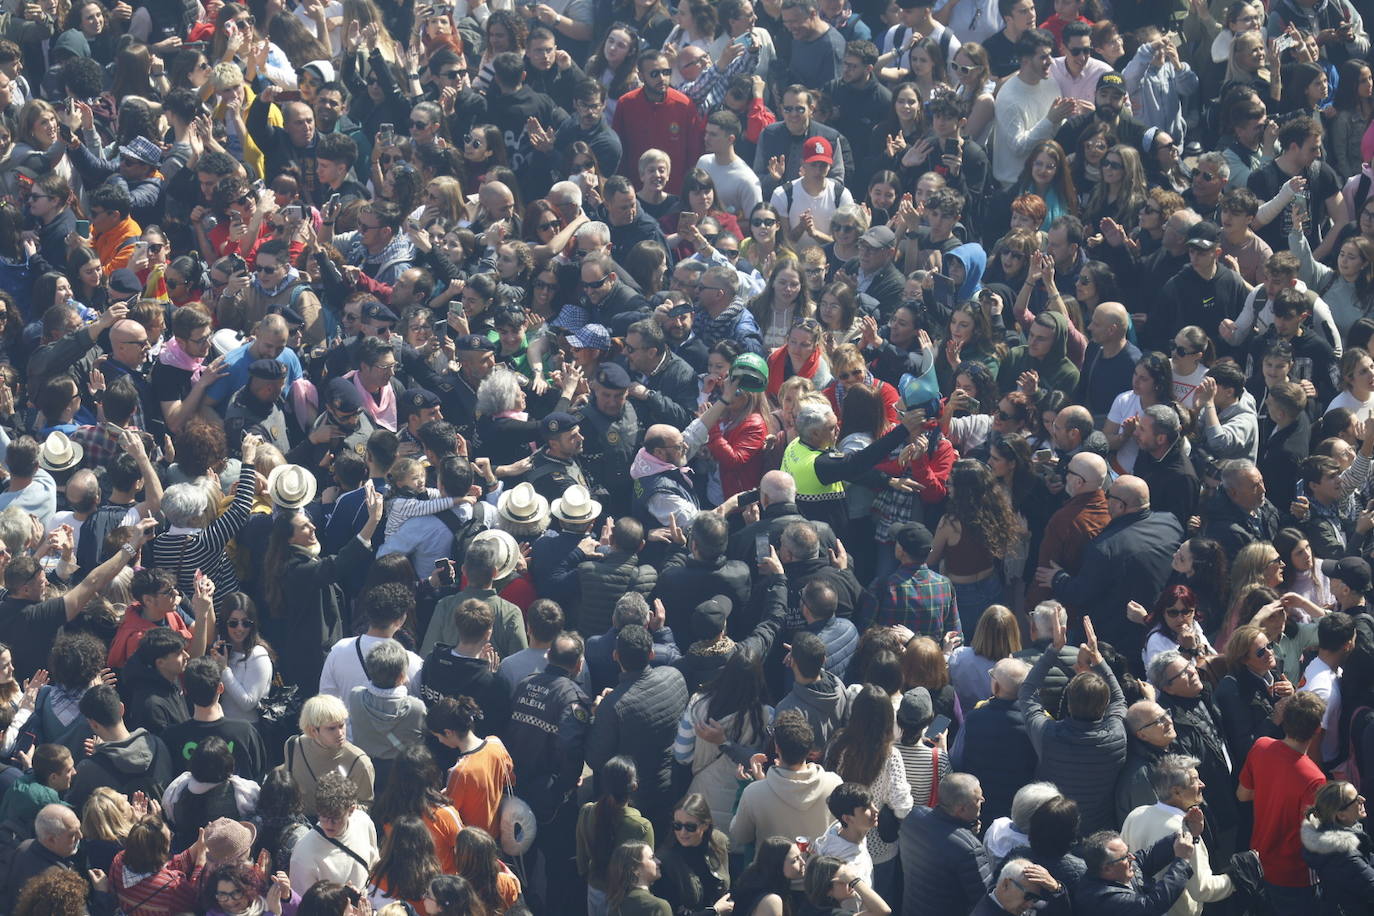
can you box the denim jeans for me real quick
[587,885,608,916]
[955,574,1004,636]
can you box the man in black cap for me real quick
[1053,70,1145,153]
[871,521,961,639]
[430,333,495,449]
[287,377,376,479]
[397,387,443,458]
[578,362,640,516]
[523,412,590,504]
[324,300,401,380]
[223,358,290,455]
[1152,222,1249,353]
[656,300,709,374]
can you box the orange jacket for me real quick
[95,214,142,276]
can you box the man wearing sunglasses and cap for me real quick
[66,134,165,229]
[1053,69,1146,155]
[287,377,376,484]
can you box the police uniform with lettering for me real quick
[523,412,591,504]
[223,358,292,455]
[504,662,591,821]
[432,334,492,450]
[286,377,377,485]
[578,364,641,516]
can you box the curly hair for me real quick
[14,866,88,916]
[947,458,1026,559]
[174,417,228,480]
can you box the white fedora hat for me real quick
[266,464,318,510]
[211,328,246,356]
[39,431,83,472]
[551,484,601,525]
[497,481,550,526]
[470,528,521,581]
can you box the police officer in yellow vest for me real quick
[782,399,928,538]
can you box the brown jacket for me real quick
[1025,489,1112,606]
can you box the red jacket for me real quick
[707,411,770,498]
[611,87,705,195]
[111,848,201,916]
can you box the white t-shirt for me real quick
[1172,364,1210,409]
[1108,390,1144,473]
[1327,389,1374,424]
[770,178,854,248]
[318,634,425,700]
[696,153,763,218]
[1302,656,1342,762]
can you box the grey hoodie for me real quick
[68,728,173,813]
[776,670,852,752]
[346,685,427,761]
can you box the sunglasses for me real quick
[147,243,164,253]
[584,274,613,288]
[1341,794,1365,810]
[1103,159,1124,170]
[752,217,777,228]
[442,69,465,78]
[411,120,430,130]
[950,62,976,74]
[781,105,807,114]
[1197,171,1217,181]
[538,220,560,231]
[1165,606,1193,617]
[718,248,739,259]
[227,619,253,629]
[995,409,1016,421]
[1254,643,1273,658]
[255,264,281,273]
[1067,46,1092,56]
[381,155,403,166]
[1173,345,1199,356]
[671,821,700,833]
[534,279,560,292]
[647,68,672,77]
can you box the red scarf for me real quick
[766,343,821,397]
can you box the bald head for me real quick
[1090,302,1128,346]
[645,424,686,466]
[252,314,290,359]
[481,181,515,213]
[991,658,1031,697]
[109,318,151,368]
[761,470,797,506]
[1109,475,1150,514]
[1067,452,1107,495]
[1126,700,1166,732]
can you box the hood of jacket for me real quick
[93,728,161,774]
[787,669,848,716]
[1301,816,1368,857]
[353,686,414,724]
[122,653,178,695]
[761,763,835,811]
[946,243,987,301]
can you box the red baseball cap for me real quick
[802,136,833,165]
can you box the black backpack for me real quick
[171,780,241,852]
[434,508,484,567]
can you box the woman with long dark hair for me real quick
[1082,145,1148,231]
[652,794,730,916]
[1329,59,1374,181]
[586,23,642,120]
[260,486,382,690]
[730,837,806,916]
[1011,140,1078,228]
[252,766,310,874]
[577,756,653,916]
[423,876,488,916]
[1104,351,1173,473]
[825,685,913,900]
[367,815,442,910]
[1274,526,1335,610]
[606,841,673,916]
[934,302,1004,394]
[674,650,772,826]
[370,745,464,873]
[215,592,274,723]
[928,459,1026,635]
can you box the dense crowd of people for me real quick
[5,0,1374,913]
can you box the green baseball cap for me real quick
[730,353,769,393]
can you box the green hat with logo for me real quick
[730,353,769,393]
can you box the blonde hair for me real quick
[829,344,866,377]
[212,62,244,91]
[638,148,671,174]
[427,176,465,223]
[81,787,136,843]
[299,693,349,732]
[777,375,815,405]
[387,457,427,489]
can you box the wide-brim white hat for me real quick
[497,481,550,526]
[212,328,246,356]
[551,484,601,525]
[39,430,83,472]
[267,463,318,509]
[470,528,521,581]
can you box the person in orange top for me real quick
[88,183,142,276]
[372,746,464,874]
[367,815,442,911]
[107,567,214,669]
[434,695,514,837]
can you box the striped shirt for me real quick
[146,463,256,608]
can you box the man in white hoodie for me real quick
[729,711,842,848]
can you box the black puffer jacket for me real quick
[1213,667,1283,767]
[1158,690,1238,845]
[576,550,658,636]
[655,551,752,640]
[899,805,994,916]
[1019,652,1127,833]
[952,696,1035,827]
[121,655,189,737]
[1301,816,1374,914]
[585,664,689,817]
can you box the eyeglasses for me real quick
[1067,46,1092,56]
[1197,171,1218,181]
[255,264,281,273]
[584,273,613,288]
[1173,345,1199,356]
[1105,853,1133,867]
[1136,712,1171,733]
[118,338,152,349]
[751,217,777,228]
[699,285,729,293]
[1164,663,1197,686]
[1254,643,1274,658]
[672,821,700,832]
[227,618,253,629]
[411,120,430,130]
[781,105,807,114]
[1165,606,1194,617]
[1103,159,1124,170]
[680,56,706,68]
[1010,879,1043,903]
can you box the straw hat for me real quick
[38,431,83,472]
[551,484,601,525]
[469,528,521,581]
[497,481,549,527]
[266,464,318,510]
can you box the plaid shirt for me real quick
[677,45,758,116]
[70,424,128,467]
[876,563,960,638]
